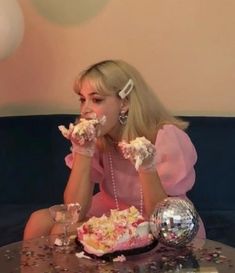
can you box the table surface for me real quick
[0,236,234,273]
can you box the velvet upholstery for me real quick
[0,115,234,247]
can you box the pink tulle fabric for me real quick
[65,124,205,238]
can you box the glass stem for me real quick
[64,224,69,245]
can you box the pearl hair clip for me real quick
[118,79,134,99]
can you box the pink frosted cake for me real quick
[77,206,154,257]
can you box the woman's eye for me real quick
[92,98,103,103]
[79,97,85,103]
[78,96,104,104]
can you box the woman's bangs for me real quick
[79,71,110,96]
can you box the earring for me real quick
[119,111,128,125]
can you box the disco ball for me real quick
[150,197,199,247]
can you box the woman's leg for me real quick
[23,208,54,240]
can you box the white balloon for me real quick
[0,0,24,60]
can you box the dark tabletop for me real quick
[0,235,234,273]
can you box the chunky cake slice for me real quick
[77,206,154,257]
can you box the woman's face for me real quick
[78,80,125,140]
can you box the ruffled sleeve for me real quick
[64,149,104,184]
[155,124,197,196]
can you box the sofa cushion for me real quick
[0,115,76,205]
[0,115,235,247]
[186,117,235,211]
[200,210,235,247]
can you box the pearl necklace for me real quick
[108,152,144,215]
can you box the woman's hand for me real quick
[59,116,106,157]
[119,137,167,216]
[119,137,157,172]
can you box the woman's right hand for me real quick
[58,116,106,157]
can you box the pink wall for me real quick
[0,0,235,116]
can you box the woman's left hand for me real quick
[119,137,157,172]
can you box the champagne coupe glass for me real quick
[49,203,81,246]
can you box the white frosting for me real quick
[58,116,106,144]
[119,137,155,170]
[136,221,150,237]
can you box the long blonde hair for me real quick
[74,60,188,145]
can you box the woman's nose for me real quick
[81,101,93,117]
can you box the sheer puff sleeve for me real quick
[155,124,197,196]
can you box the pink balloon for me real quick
[0,0,24,60]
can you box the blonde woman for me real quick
[24,60,205,239]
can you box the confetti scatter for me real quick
[2,240,234,273]
[197,247,233,268]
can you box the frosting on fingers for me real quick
[119,137,155,170]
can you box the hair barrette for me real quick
[118,79,134,99]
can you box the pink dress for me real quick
[65,124,205,238]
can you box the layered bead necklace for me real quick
[108,151,144,215]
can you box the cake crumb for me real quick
[75,251,92,260]
[113,255,126,262]
[54,238,63,246]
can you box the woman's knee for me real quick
[24,208,54,240]
[50,223,65,235]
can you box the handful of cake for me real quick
[77,206,155,258]
[58,115,106,145]
[119,137,156,170]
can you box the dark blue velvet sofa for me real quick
[0,115,235,247]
